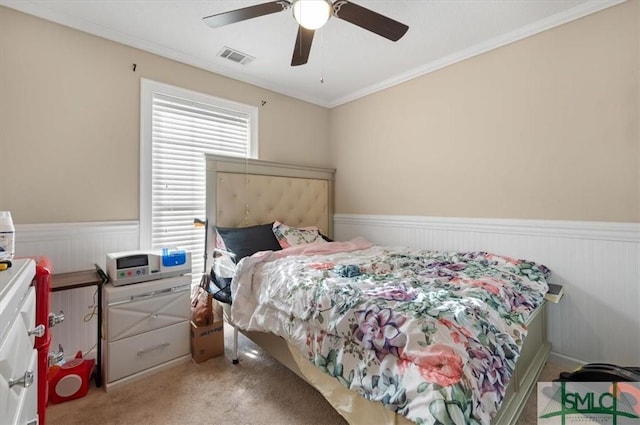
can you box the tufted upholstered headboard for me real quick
[205,154,335,253]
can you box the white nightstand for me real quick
[102,275,191,391]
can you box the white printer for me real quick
[106,249,192,286]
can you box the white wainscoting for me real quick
[12,217,640,365]
[15,221,139,360]
[334,214,640,365]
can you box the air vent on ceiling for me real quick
[217,47,254,65]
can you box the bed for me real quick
[204,154,551,425]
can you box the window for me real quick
[140,79,258,280]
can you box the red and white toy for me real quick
[48,351,95,404]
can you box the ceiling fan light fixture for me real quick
[293,0,332,30]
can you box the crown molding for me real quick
[1,0,626,109]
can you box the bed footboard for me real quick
[492,302,550,424]
[222,301,549,425]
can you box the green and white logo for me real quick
[538,382,640,424]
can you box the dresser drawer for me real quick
[14,349,38,425]
[0,339,37,425]
[0,260,36,346]
[107,287,189,342]
[0,287,36,365]
[107,320,189,383]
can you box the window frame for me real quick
[139,78,258,251]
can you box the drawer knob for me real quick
[49,311,65,328]
[8,370,34,388]
[49,344,65,367]
[28,324,45,338]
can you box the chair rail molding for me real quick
[334,214,639,243]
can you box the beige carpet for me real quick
[48,324,563,425]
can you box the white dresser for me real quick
[102,275,191,390]
[0,259,38,425]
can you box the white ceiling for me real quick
[1,0,623,108]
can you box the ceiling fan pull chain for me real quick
[320,28,324,84]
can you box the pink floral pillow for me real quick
[272,221,326,248]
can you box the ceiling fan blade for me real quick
[203,1,291,29]
[291,26,315,66]
[333,1,408,42]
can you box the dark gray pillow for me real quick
[215,223,282,263]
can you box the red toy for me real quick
[48,351,95,404]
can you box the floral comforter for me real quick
[230,238,550,425]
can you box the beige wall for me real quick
[330,1,640,223]
[2,3,639,225]
[0,7,330,224]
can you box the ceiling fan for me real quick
[203,0,409,66]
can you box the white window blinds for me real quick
[141,79,258,280]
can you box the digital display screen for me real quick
[117,254,148,269]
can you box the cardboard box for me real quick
[190,320,224,363]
